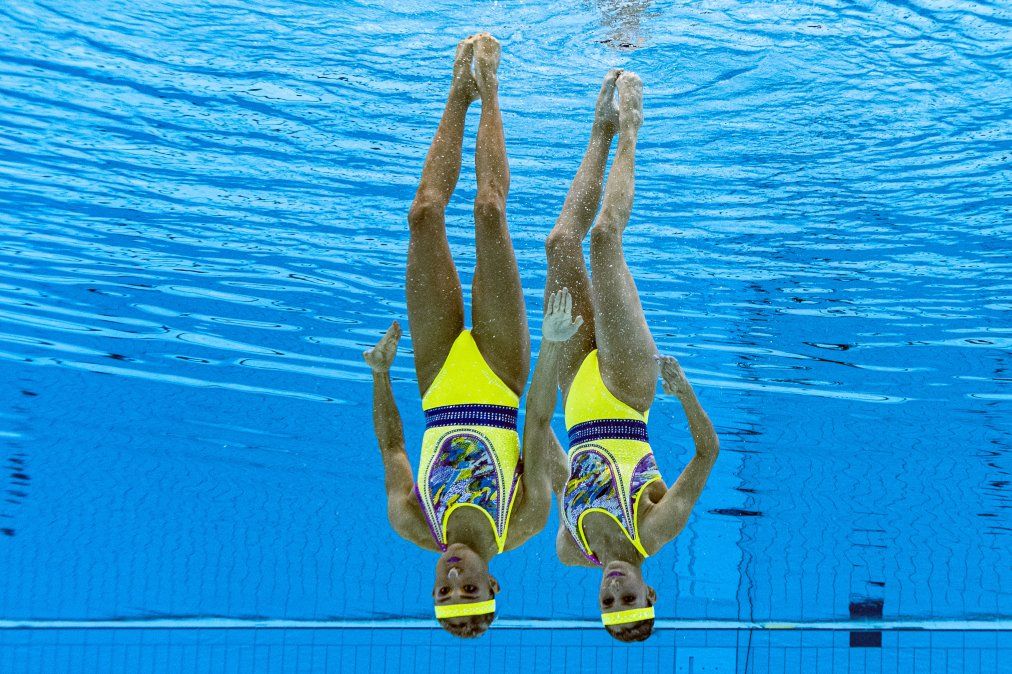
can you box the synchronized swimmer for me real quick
[364,33,719,642]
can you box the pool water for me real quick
[0,0,1009,671]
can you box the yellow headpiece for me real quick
[434,599,496,620]
[601,606,655,626]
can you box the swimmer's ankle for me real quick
[592,118,617,138]
[449,82,477,106]
[477,78,499,101]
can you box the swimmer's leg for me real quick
[589,71,658,412]
[545,70,620,397]
[406,36,480,395]
[469,33,530,396]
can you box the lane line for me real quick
[1,619,1010,631]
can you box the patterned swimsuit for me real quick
[562,350,661,565]
[415,330,520,553]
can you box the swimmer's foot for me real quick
[472,33,500,99]
[451,35,479,104]
[617,71,643,133]
[594,69,621,134]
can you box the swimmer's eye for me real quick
[438,586,450,596]
[603,597,615,607]
[622,594,636,604]
[464,584,478,593]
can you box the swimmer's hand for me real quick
[542,288,584,343]
[657,354,693,399]
[364,321,401,373]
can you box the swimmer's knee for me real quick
[590,221,621,247]
[545,229,581,259]
[473,194,505,228]
[408,193,444,232]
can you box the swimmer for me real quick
[543,70,720,642]
[363,34,583,639]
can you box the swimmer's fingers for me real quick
[561,288,580,333]
[364,321,401,371]
[386,320,403,343]
[656,354,691,396]
[543,289,582,342]
[664,360,686,384]
[656,354,677,369]
[546,288,566,317]
[379,321,402,355]
[553,287,573,319]
[660,375,678,396]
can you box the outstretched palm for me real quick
[364,321,402,373]
[543,288,584,343]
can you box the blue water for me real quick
[1,0,1010,671]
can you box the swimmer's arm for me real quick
[505,340,566,549]
[521,339,567,485]
[372,370,436,550]
[365,323,439,552]
[371,368,406,470]
[643,356,719,545]
[506,290,584,549]
[521,288,583,491]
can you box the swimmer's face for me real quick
[433,545,498,607]
[598,560,655,613]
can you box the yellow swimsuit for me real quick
[563,350,661,565]
[415,330,520,553]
